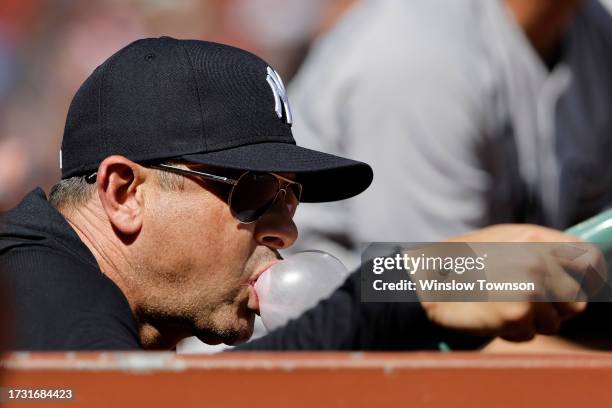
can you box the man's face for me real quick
[136,164,298,345]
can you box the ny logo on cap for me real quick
[266,67,292,125]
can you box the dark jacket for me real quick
[0,189,140,350]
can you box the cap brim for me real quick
[179,142,372,202]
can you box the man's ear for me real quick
[96,156,146,235]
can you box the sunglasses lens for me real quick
[231,173,279,222]
[285,183,301,216]
[289,183,302,203]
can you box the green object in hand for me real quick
[565,208,612,257]
[438,341,452,352]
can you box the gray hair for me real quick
[49,162,186,212]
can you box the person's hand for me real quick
[419,224,607,342]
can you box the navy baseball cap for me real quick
[60,36,372,202]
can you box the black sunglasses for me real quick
[148,163,302,224]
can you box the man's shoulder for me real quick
[2,245,129,315]
[2,245,140,351]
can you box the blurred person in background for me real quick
[289,0,612,350]
[291,0,612,262]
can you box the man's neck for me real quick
[61,204,189,350]
[61,206,144,331]
[505,0,585,66]
[62,206,133,297]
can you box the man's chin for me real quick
[196,336,223,346]
[194,326,253,346]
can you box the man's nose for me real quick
[254,195,298,249]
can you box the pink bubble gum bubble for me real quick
[254,251,349,331]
